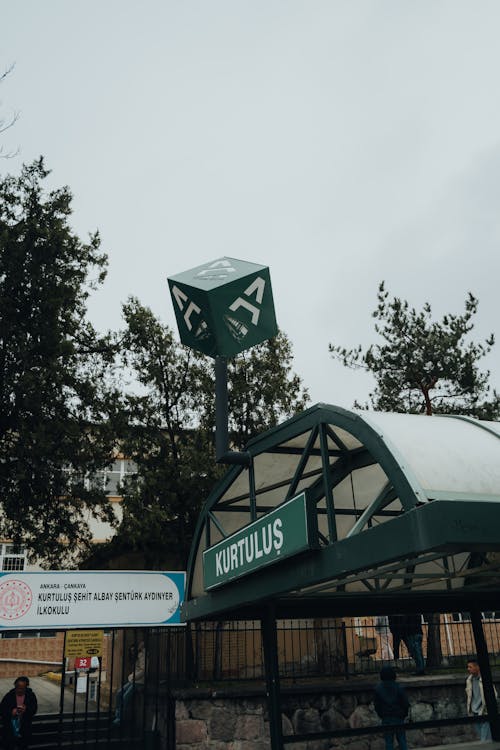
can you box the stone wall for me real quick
[173,677,483,750]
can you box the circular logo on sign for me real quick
[0,580,33,620]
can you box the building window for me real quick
[2,556,25,571]
[3,545,25,555]
[452,612,471,622]
[451,612,499,622]
[0,544,26,572]
[89,679,99,701]
[95,459,137,496]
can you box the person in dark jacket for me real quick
[374,666,410,750]
[388,614,425,675]
[387,615,403,660]
[0,676,38,750]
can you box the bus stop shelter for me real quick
[182,404,500,749]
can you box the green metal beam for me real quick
[207,511,227,539]
[326,424,349,452]
[248,457,257,521]
[319,422,337,542]
[304,447,376,509]
[183,500,500,622]
[186,404,435,604]
[217,466,322,508]
[285,425,319,501]
[346,481,396,538]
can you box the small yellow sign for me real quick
[65,630,104,657]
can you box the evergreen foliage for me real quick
[330,281,500,666]
[101,299,309,569]
[0,160,120,566]
[330,281,500,418]
[0,161,308,569]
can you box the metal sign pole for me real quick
[58,630,67,749]
[215,356,250,466]
[168,257,278,467]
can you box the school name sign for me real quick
[0,571,185,629]
[203,492,318,590]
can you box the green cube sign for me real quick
[167,257,278,358]
[203,491,318,591]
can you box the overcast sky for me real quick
[2,1,500,409]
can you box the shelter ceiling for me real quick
[184,405,500,622]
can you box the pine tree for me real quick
[330,282,500,667]
[91,298,309,569]
[330,281,500,418]
[0,160,120,566]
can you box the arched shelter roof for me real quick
[183,404,500,622]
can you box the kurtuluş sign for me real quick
[0,571,185,629]
[203,491,318,590]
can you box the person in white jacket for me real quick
[112,641,146,726]
[375,616,394,662]
[465,659,497,742]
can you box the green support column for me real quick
[470,609,500,740]
[319,422,337,542]
[262,603,284,750]
[248,456,257,521]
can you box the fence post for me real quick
[213,622,223,680]
[341,622,350,679]
[470,609,500,741]
[262,604,284,750]
[58,630,67,750]
[184,623,196,682]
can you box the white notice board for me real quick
[0,571,185,629]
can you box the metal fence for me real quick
[187,613,500,683]
[31,617,497,748]
[39,626,189,749]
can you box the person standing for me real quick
[374,666,410,750]
[465,658,497,742]
[402,614,425,675]
[388,614,425,675]
[375,615,394,661]
[112,640,146,726]
[0,676,38,750]
[388,614,403,661]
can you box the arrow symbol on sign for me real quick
[228,277,266,325]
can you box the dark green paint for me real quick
[184,500,500,621]
[168,257,278,357]
[262,604,284,750]
[184,404,500,624]
[203,491,318,590]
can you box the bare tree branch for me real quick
[0,63,20,159]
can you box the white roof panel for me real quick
[358,411,500,499]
